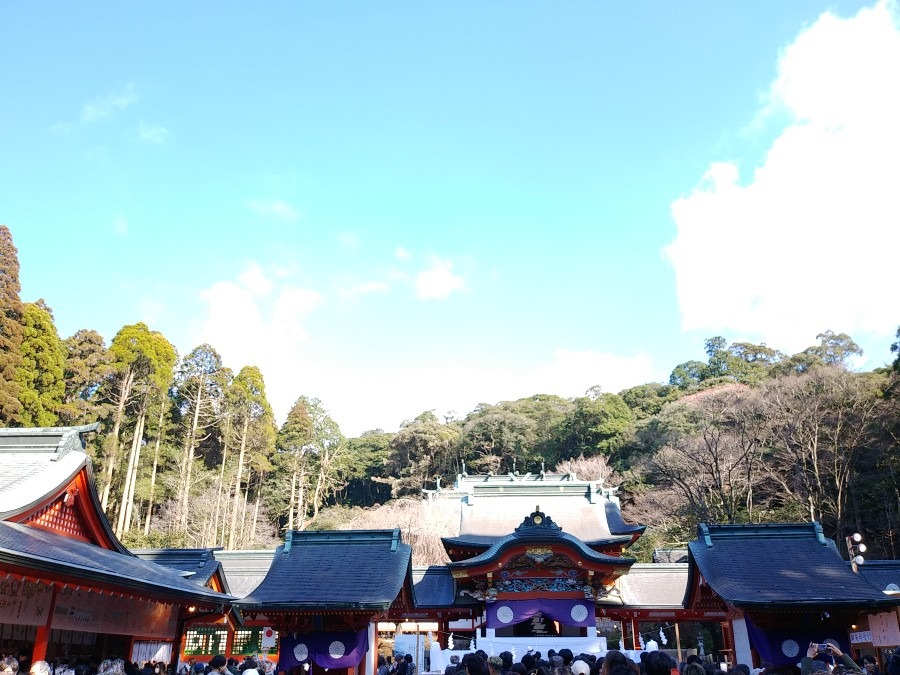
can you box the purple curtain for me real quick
[486,599,595,628]
[743,616,849,666]
[278,630,369,670]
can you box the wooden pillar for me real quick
[628,618,640,651]
[32,585,59,663]
[224,623,236,660]
[720,621,735,666]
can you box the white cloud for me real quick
[664,1,900,354]
[82,83,138,123]
[415,258,465,299]
[238,262,274,297]
[138,121,169,144]
[338,280,390,299]
[245,199,299,223]
[395,246,411,260]
[113,216,128,236]
[307,349,656,437]
[190,262,653,438]
[192,264,324,425]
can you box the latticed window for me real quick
[184,628,229,655]
[232,628,278,655]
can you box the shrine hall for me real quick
[3,425,900,675]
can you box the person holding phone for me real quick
[802,643,863,675]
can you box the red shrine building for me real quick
[0,425,233,667]
[3,425,900,675]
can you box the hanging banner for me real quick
[278,631,369,671]
[743,616,849,666]
[0,578,53,626]
[486,598,595,629]
[52,588,177,638]
[868,612,900,647]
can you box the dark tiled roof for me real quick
[688,522,899,608]
[858,560,900,594]
[0,521,232,605]
[133,548,228,593]
[412,566,459,607]
[237,529,411,611]
[605,502,646,536]
[213,550,275,599]
[447,509,634,571]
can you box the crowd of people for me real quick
[398,643,900,675]
[0,655,275,675]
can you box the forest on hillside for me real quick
[3,225,900,563]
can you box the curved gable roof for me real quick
[0,521,232,606]
[447,509,634,572]
[237,529,412,611]
[687,522,898,608]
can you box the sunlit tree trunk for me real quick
[102,368,134,510]
[211,415,231,546]
[118,406,147,535]
[179,374,205,530]
[228,415,249,549]
[143,405,165,536]
[287,469,297,531]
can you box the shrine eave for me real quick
[0,520,233,607]
[446,532,635,575]
[442,533,634,551]
[236,528,412,612]
[686,521,900,610]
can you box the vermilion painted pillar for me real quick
[630,619,641,651]
[32,585,59,662]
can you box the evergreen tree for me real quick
[16,300,66,426]
[0,225,24,425]
[59,329,114,425]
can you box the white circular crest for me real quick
[329,641,346,658]
[496,606,515,624]
[570,604,589,622]
[781,640,799,658]
[293,643,309,662]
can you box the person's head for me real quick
[645,653,675,675]
[489,658,504,675]
[193,665,205,675]
[30,662,51,675]
[467,657,486,675]
[684,664,705,675]
[522,656,536,672]
[501,653,514,671]
[1,658,19,675]
[405,655,413,664]
[209,657,227,675]
[559,652,574,668]
[862,658,877,672]
[686,658,702,667]
[572,662,590,675]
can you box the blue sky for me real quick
[4,2,899,435]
